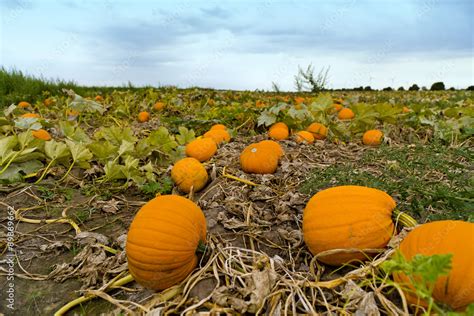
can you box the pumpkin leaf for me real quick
[95,126,136,145]
[0,160,44,184]
[257,110,277,127]
[69,93,105,114]
[175,126,195,145]
[65,140,93,168]
[44,140,70,161]
[147,127,178,152]
[87,141,118,162]
[15,117,42,131]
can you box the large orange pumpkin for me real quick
[240,143,279,174]
[171,157,208,193]
[303,185,396,265]
[362,130,383,146]
[31,129,52,141]
[185,138,217,162]
[394,220,474,312]
[18,101,31,108]
[268,127,289,141]
[258,140,284,158]
[338,108,355,120]
[295,131,315,144]
[21,113,40,119]
[269,122,288,132]
[126,195,207,290]
[307,123,328,140]
[203,129,230,145]
[209,124,226,131]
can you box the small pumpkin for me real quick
[18,101,31,108]
[295,131,314,144]
[43,98,54,106]
[258,140,284,158]
[362,130,383,146]
[269,122,288,132]
[171,157,208,193]
[268,127,289,141]
[307,123,328,140]
[21,113,40,119]
[338,108,355,120]
[95,95,104,102]
[154,102,165,110]
[209,124,226,131]
[394,220,474,312]
[402,106,411,113]
[332,103,343,112]
[126,195,207,290]
[203,129,230,145]
[256,100,266,108]
[303,185,396,265]
[240,143,279,174]
[185,138,217,162]
[138,111,150,122]
[295,96,305,104]
[31,129,51,141]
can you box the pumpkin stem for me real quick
[393,209,418,228]
[196,240,207,254]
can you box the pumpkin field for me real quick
[0,86,473,315]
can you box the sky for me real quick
[1,0,473,90]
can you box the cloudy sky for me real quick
[1,0,472,90]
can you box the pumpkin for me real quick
[256,100,266,108]
[332,103,343,112]
[268,127,289,141]
[269,122,288,132]
[394,220,474,311]
[402,106,411,113]
[338,108,355,120]
[295,96,305,104]
[362,130,383,146]
[210,124,226,131]
[18,101,31,108]
[154,101,165,110]
[258,140,284,158]
[31,129,51,141]
[43,98,54,106]
[126,195,207,290]
[138,111,150,122]
[295,131,315,144]
[203,129,230,145]
[95,95,104,102]
[171,157,208,193]
[240,143,279,174]
[303,185,396,265]
[307,123,328,140]
[185,138,217,162]
[21,113,40,119]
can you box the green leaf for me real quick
[87,141,118,162]
[95,126,137,146]
[14,117,42,130]
[175,126,195,145]
[117,140,135,157]
[0,136,18,155]
[0,160,44,184]
[103,160,125,181]
[65,140,93,167]
[147,127,178,153]
[257,110,277,127]
[69,93,105,114]
[44,140,70,160]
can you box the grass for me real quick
[301,142,473,222]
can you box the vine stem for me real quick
[34,158,56,184]
[222,166,258,186]
[54,274,134,316]
[58,160,75,182]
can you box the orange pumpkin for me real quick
[171,158,208,193]
[209,124,226,131]
[307,123,328,140]
[138,111,150,122]
[402,106,411,113]
[295,131,315,144]
[338,108,355,120]
[185,138,217,162]
[18,101,31,108]
[31,129,51,141]
[203,129,230,145]
[95,95,104,102]
[394,221,474,312]
[362,130,383,146]
[303,185,396,265]
[21,113,40,119]
[126,195,207,290]
[268,127,289,141]
[295,96,305,104]
[154,102,165,110]
[240,143,279,174]
[332,103,343,112]
[269,122,288,132]
[43,98,54,106]
[258,140,284,158]
[256,100,266,108]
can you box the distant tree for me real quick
[294,64,330,92]
[383,87,393,91]
[467,86,474,91]
[430,82,445,91]
[364,86,372,91]
[422,86,428,91]
[408,84,420,91]
[398,86,405,91]
[448,87,455,91]
[353,86,364,91]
